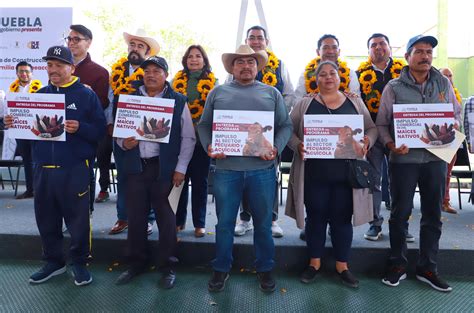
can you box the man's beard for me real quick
[128,51,146,65]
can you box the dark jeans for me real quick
[16,139,34,192]
[388,161,446,272]
[366,141,386,227]
[96,134,113,192]
[88,158,95,212]
[304,179,353,262]
[176,144,210,228]
[34,162,90,265]
[381,156,390,203]
[126,159,176,268]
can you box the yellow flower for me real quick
[29,80,42,93]
[359,69,377,86]
[362,83,372,95]
[188,99,204,120]
[267,51,279,70]
[262,72,277,87]
[305,76,318,93]
[197,79,213,94]
[454,88,462,104]
[390,61,404,78]
[172,78,187,94]
[366,90,381,113]
[9,79,20,92]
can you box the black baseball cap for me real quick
[140,56,168,72]
[43,46,74,65]
[406,35,438,52]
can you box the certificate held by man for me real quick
[6,93,66,141]
[211,109,274,157]
[113,94,175,143]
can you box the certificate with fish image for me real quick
[113,94,175,143]
[303,115,364,159]
[6,93,66,141]
[211,110,274,156]
[393,103,456,148]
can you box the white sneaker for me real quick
[234,221,253,236]
[271,222,284,238]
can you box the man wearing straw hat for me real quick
[107,29,160,235]
[197,45,292,293]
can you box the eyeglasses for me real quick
[18,70,31,74]
[65,36,88,44]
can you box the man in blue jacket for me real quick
[5,46,106,286]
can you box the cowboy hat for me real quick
[222,44,268,74]
[123,29,160,56]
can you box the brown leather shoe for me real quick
[194,228,205,238]
[176,225,185,232]
[442,202,457,214]
[109,220,128,234]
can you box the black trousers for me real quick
[16,139,34,192]
[34,162,90,265]
[389,161,446,272]
[126,158,176,269]
[96,134,113,192]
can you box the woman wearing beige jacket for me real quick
[285,61,377,288]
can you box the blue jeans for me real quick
[212,166,276,273]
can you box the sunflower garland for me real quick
[357,58,406,113]
[9,79,42,93]
[172,71,216,120]
[257,50,280,87]
[304,57,351,93]
[110,57,144,95]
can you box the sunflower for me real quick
[304,57,351,93]
[197,79,213,94]
[305,76,318,93]
[110,57,145,95]
[262,72,277,87]
[390,61,404,78]
[454,88,462,104]
[362,83,372,95]
[267,51,279,70]
[172,78,188,94]
[9,79,20,92]
[188,99,204,120]
[366,90,381,113]
[359,69,377,85]
[29,80,42,93]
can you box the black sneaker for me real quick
[29,262,66,284]
[338,270,359,288]
[382,266,407,287]
[208,271,229,292]
[72,264,92,286]
[300,266,320,284]
[257,271,276,292]
[364,225,382,241]
[416,270,452,292]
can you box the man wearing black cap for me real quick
[377,35,461,292]
[5,46,106,286]
[114,56,195,289]
[66,24,111,206]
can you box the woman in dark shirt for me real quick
[287,61,377,288]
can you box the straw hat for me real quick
[123,29,160,56]
[221,44,268,74]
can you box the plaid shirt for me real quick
[464,96,474,142]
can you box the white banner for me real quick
[6,92,66,141]
[212,110,274,156]
[113,94,175,143]
[303,114,364,159]
[0,7,73,92]
[393,103,456,148]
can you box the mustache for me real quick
[128,51,145,65]
[418,60,431,65]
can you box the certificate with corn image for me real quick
[6,93,66,141]
[113,94,174,143]
[393,103,457,148]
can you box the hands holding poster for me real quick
[303,115,364,159]
[394,103,456,148]
[6,93,66,141]
[211,110,274,157]
[113,94,174,143]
